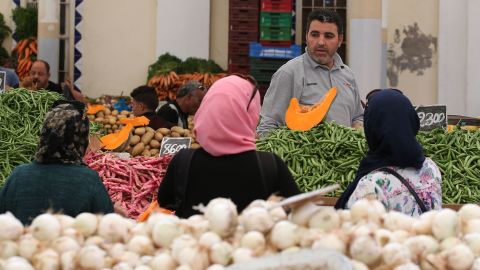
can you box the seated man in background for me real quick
[25,59,88,104]
[157,80,205,129]
[130,85,173,130]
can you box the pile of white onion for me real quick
[2,198,480,270]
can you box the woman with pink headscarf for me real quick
[157,75,300,218]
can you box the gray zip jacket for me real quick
[257,52,364,136]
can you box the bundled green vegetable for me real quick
[0,89,62,186]
[257,122,480,204]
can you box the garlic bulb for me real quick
[308,207,340,232]
[18,234,41,260]
[350,199,386,224]
[30,213,61,241]
[270,221,299,250]
[127,235,155,256]
[77,245,106,269]
[432,209,458,240]
[198,231,222,249]
[349,235,382,266]
[232,248,253,264]
[383,211,414,232]
[445,244,475,270]
[240,231,266,256]
[0,241,18,259]
[73,213,98,237]
[0,213,23,241]
[209,241,233,266]
[32,248,60,270]
[150,253,176,270]
[204,198,238,238]
[240,207,274,233]
[98,213,129,243]
[382,242,411,267]
[152,219,182,248]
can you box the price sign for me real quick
[0,71,6,93]
[160,137,192,156]
[415,105,447,131]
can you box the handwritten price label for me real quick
[160,137,192,156]
[0,71,6,93]
[415,105,447,131]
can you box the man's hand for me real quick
[63,79,88,104]
[352,121,364,130]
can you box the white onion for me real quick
[270,220,299,250]
[77,245,106,269]
[0,213,23,241]
[382,242,411,267]
[209,241,233,266]
[393,262,420,270]
[51,236,80,254]
[4,256,35,270]
[0,241,18,259]
[98,213,129,243]
[30,213,61,241]
[290,202,319,226]
[117,251,141,267]
[171,235,197,261]
[198,231,222,249]
[312,233,346,254]
[182,215,209,238]
[240,207,274,233]
[464,219,480,234]
[60,250,76,270]
[350,199,386,224]
[412,211,436,235]
[404,235,439,263]
[383,211,414,231]
[18,234,41,260]
[204,198,238,237]
[62,228,84,244]
[232,248,253,264]
[73,213,98,237]
[130,222,148,236]
[240,231,266,256]
[55,215,74,231]
[113,262,133,270]
[432,209,458,240]
[349,235,382,266]
[128,235,155,256]
[150,253,176,270]
[146,214,179,234]
[308,207,340,232]
[445,244,474,270]
[206,264,225,270]
[177,245,209,270]
[32,248,60,270]
[440,237,462,251]
[374,229,394,246]
[464,233,480,256]
[152,219,182,248]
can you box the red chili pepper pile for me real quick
[84,152,172,219]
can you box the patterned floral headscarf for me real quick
[35,100,89,165]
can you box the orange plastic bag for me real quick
[137,200,175,222]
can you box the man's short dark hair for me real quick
[177,80,205,98]
[36,60,50,74]
[130,85,159,111]
[306,9,344,35]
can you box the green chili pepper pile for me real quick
[0,89,62,186]
[257,122,480,204]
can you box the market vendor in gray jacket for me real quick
[257,9,364,136]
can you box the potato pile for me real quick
[126,126,201,157]
[88,108,134,134]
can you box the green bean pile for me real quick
[257,122,480,203]
[0,89,62,186]
[257,123,367,197]
[418,129,480,204]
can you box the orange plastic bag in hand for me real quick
[137,200,175,222]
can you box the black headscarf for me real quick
[335,89,425,209]
[35,100,89,165]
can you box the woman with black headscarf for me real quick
[335,89,442,216]
[0,100,113,224]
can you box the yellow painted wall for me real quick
[0,1,14,52]
[386,0,438,105]
[79,0,157,98]
[210,0,228,70]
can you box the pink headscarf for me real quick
[194,75,261,156]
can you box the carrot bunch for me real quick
[147,72,227,100]
[12,38,37,80]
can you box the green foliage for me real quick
[147,53,182,79]
[147,53,225,80]
[176,57,224,74]
[12,6,38,40]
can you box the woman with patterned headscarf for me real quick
[0,100,113,224]
[157,75,300,218]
